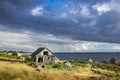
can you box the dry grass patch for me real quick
[0,61,101,80]
[0,61,42,80]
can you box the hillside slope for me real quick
[0,61,119,80]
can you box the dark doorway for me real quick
[38,58,43,62]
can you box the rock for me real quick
[88,58,93,63]
[109,57,120,65]
[91,69,101,74]
[63,61,72,70]
[40,64,46,68]
[29,63,36,67]
[35,65,42,72]
[89,76,99,80]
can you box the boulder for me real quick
[63,61,72,70]
[91,69,101,74]
[88,58,93,63]
[89,76,99,80]
[35,65,42,72]
[109,57,120,65]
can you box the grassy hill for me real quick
[0,60,120,80]
[0,61,94,80]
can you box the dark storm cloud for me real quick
[0,0,120,43]
[0,0,35,29]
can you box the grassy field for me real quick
[0,60,120,80]
[69,60,120,80]
[0,61,95,80]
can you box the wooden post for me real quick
[36,57,38,63]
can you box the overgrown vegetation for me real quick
[0,51,120,80]
[0,59,120,80]
[0,61,91,80]
[68,60,120,80]
[0,51,31,62]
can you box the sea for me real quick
[54,52,120,62]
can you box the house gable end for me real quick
[31,47,54,57]
[36,48,53,57]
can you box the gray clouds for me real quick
[0,0,120,51]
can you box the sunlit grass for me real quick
[0,61,91,80]
[0,60,119,80]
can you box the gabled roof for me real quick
[31,47,53,57]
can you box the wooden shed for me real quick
[12,52,23,57]
[31,47,58,65]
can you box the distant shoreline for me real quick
[54,52,120,62]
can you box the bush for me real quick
[110,57,116,63]
[52,62,63,69]
[23,56,32,63]
[69,60,91,67]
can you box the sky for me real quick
[0,0,120,52]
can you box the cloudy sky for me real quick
[0,0,120,52]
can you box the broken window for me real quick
[43,51,48,56]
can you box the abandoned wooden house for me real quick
[31,47,58,65]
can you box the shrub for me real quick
[52,62,63,69]
[69,60,91,68]
[23,56,32,63]
[110,57,116,63]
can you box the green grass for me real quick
[68,60,120,80]
[0,52,21,59]
[0,52,32,63]
[0,61,91,80]
[0,60,120,80]
[0,52,120,80]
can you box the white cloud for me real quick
[111,44,120,50]
[0,31,30,43]
[0,31,34,51]
[68,5,93,18]
[112,46,120,50]
[31,6,43,16]
[69,42,96,52]
[80,6,90,17]
[93,0,120,15]
[0,30,96,52]
[0,43,34,51]
[0,29,120,52]
[82,44,90,50]
[93,3,111,15]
